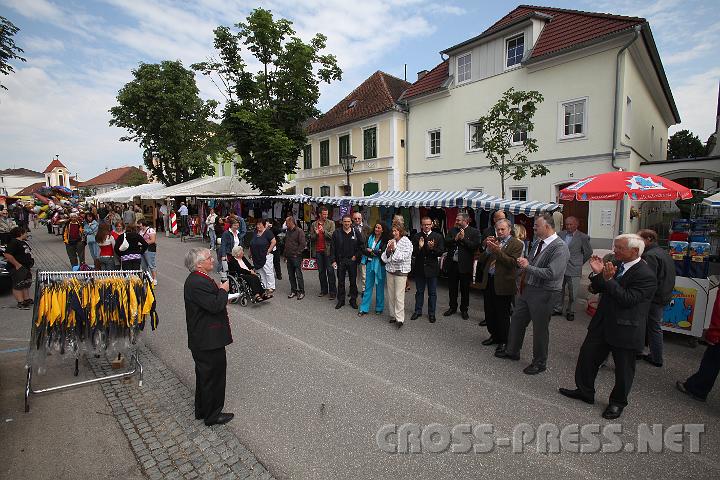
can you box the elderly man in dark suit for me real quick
[184,247,234,427]
[559,234,657,419]
[496,213,569,375]
[476,218,523,351]
[553,216,593,321]
[411,216,445,323]
[442,212,481,320]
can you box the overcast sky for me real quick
[1,0,718,180]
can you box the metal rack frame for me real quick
[24,269,148,413]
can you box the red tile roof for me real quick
[404,5,645,100]
[0,168,44,177]
[399,61,449,101]
[308,71,411,134]
[80,166,147,186]
[43,158,67,173]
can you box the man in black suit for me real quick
[559,234,657,419]
[184,247,234,427]
[411,216,445,323]
[443,212,481,320]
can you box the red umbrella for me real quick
[559,171,693,201]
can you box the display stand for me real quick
[24,269,149,413]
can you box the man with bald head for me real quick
[554,216,592,321]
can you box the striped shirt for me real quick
[381,236,413,274]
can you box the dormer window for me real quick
[505,34,524,69]
[457,52,471,84]
[348,100,358,109]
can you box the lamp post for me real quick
[339,153,356,196]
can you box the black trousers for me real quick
[685,343,720,399]
[191,347,227,423]
[482,276,512,343]
[446,261,472,312]
[575,327,636,407]
[286,256,305,294]
[336,258,358,304]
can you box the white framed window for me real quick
[427,129,441,157]
[510,187,527,202]
[505,34,524,69]
[320,185,331,196]
[457,52,472,84]
[624,96,632,138]
[467,121,483,152]
[363,126,377,159]
[303,187,313,196]
[558,97,588,140]
[511,128,527,145]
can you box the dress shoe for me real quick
[195,413,203,420]
[396,321,404,329]
[640,354,663,368]
[297,293,305,300]
[478,319,487,326]
[329,293,336,300]
[318,292,327,297]
[349,300,358,309]
[481,337,499,346]
[495,343,506,352]
[523,364,546,375]
[552,310,563,316]
[676,381,706,402]
[461,311,469,320]
[601,404,624,420]
[288,292,297,299]
[443,308,456,317]
[428,315,436,323]
[410,312,421,321]
[205,412,234,426]
[335,302,344,309]
[388,318,397,324]
[558,387,594,405]
[375,311,382,315]
[494,349,520,361]
[357,311,367,317]
[566,314,574,322]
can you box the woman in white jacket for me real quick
[381,224,413,328]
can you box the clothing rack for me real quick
[24,269,151,413]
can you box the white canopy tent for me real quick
[87,183,166,203]
[702,192,720,207]
[140,176,259,200]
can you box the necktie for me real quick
[615,263,625,278]
[534,240,543,260]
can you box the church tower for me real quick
[43,155,70,188]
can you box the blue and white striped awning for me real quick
[234,191,562,214]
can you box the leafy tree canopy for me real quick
[667,129,705,159]
[109,60,221,186]
[125,169,148,187]
[193,8,342,194]
[0,15,27,90]
[476,88,548,199]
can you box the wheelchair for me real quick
[227,273,266,307]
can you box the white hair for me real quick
[185,247,211,272]
[231,245,244,257]
[616,233,644,256]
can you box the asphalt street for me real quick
[140,232,720,479]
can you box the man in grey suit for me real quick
[553,216,592,321]
[496,213,569,375]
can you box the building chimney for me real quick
[417,70,428,81]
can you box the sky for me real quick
[1,0,718,181]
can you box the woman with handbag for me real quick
[114,223,148,270]
[3,227,34,310]
[358,223,387,316]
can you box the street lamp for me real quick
[339,153,356,196]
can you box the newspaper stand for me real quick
[24,269,147,413]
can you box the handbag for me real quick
[119,235,130,252]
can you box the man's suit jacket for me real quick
[559,230,592,277]
[309,218,335,257]
[588,260,657,351]
[454,226,481,274]
[476,236,523,296]
[184,271,232,351]
[411,230,445,278]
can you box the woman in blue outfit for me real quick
[358,223,386,316]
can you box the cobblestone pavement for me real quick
[26,231,275,480]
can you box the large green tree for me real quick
[667,129,705,159]
[0,15,26,90]
[193,8,342,194]
[109,60,221,186]
[476,88,548,199]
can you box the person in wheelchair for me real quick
[228,246,270,303]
